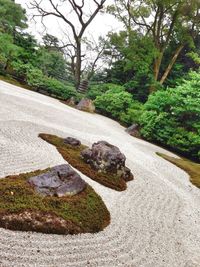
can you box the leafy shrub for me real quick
[94,85,143,125]
[124,73,152,103]
[120,102,143,125]
[87,83,124,100]
[13,64,77,100]
[140,71,200,160]
[95,87,132,119]
[26,66,45,88]
[43,77,77,99]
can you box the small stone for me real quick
[66,97,76,106]
[125,124,140,138]
[76,98,95,113]
[64,137,81,146]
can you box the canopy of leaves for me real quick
[0,0,27,33]
[140,71,200,160]
[94,84,143,125]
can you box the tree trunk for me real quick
[160,44,184,85]
[153,52,163,81]
[75,41,81,90]
[149,51,163,93]
[4,58,10,72]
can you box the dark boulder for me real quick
[64,137,81,146]
[81,141,133,181]
[28,164,86,197]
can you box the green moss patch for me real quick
[157,152,200,189]
[39,133,128,191]
[0,169,110,234]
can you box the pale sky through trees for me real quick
[15,0,121,43]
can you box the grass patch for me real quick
[0,74,31,90]
[39,133,128,191]
[157,152,200,189]
[0,169,110,234]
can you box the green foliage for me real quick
[110,31,157,75]
[187,51,200,65]
[35,48,66,80]
[0,0,27,33]
[11,62,77,100]
[107,0,200,89]
[140,71,200,160]
[26,66,77,99]
[26,66,45,88]
[95,87,132,119]
[87,83,123,100]
[13,32,38,64]
[0,33,21,71]
[124,73,153,102]
[43,77,77,99]
[94,85,143,125]
[120,101,143,125]
[106,30,157,100]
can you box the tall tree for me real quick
[30,0,107,89]
[0,0,27,72]
[0,0,27,33]
[108,0,200,91]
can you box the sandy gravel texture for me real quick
[0,80,200,267]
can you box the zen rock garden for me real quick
[0,135,133,235]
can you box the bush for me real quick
[140,71,200,160]
[12,63,79,100]
[120,102,143,125]
[43,77,78,100]
[87,83,124,100]
[95,87,132,119]
[26,66,45,88]
[124,73,152,103]
[94,85,143,125]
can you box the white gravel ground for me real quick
[0,80,200,267]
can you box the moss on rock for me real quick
[39,133,131,191]
[0,169,110,234]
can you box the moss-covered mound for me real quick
[0,169,110,234]
[39,133,129,191]
[157,152,200,189]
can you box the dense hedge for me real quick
[94,85,143,125]
[12,62,79,100]
[140,71,200,160]
[86,83,124,100]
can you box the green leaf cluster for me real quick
[94,85,143,125]
[140,71,200,160]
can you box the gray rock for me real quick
[28,164,86,197]
[64,137,81,146]
[81,141,133,181]
[125,124,140,138]
[76,98,95,113]
[66,97,76,106]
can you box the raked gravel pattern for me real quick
[0,81,200,267]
